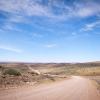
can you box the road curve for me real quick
[0,76,100,100]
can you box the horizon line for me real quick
[0,60,100,64]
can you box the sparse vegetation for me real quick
[0,62,100,88]
[0,65,3,68]
[3,68,21,76]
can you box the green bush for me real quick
[3,68,21,76]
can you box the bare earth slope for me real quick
[0,76,100,100]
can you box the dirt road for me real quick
[0,76,100,100]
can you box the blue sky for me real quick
[0,0,100,62]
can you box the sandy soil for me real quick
[0,76,100,100]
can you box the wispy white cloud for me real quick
[0,22,24,32]
[73,2,100,18]
[44,44,57,48]
[0,45,22,53]
[0,0,100,35]
[71,32,77,36]
[0,0,100,22]
[0,0,51,17]
[80,20,100,31]
[32,33,43,38]
[8,15,29,24]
